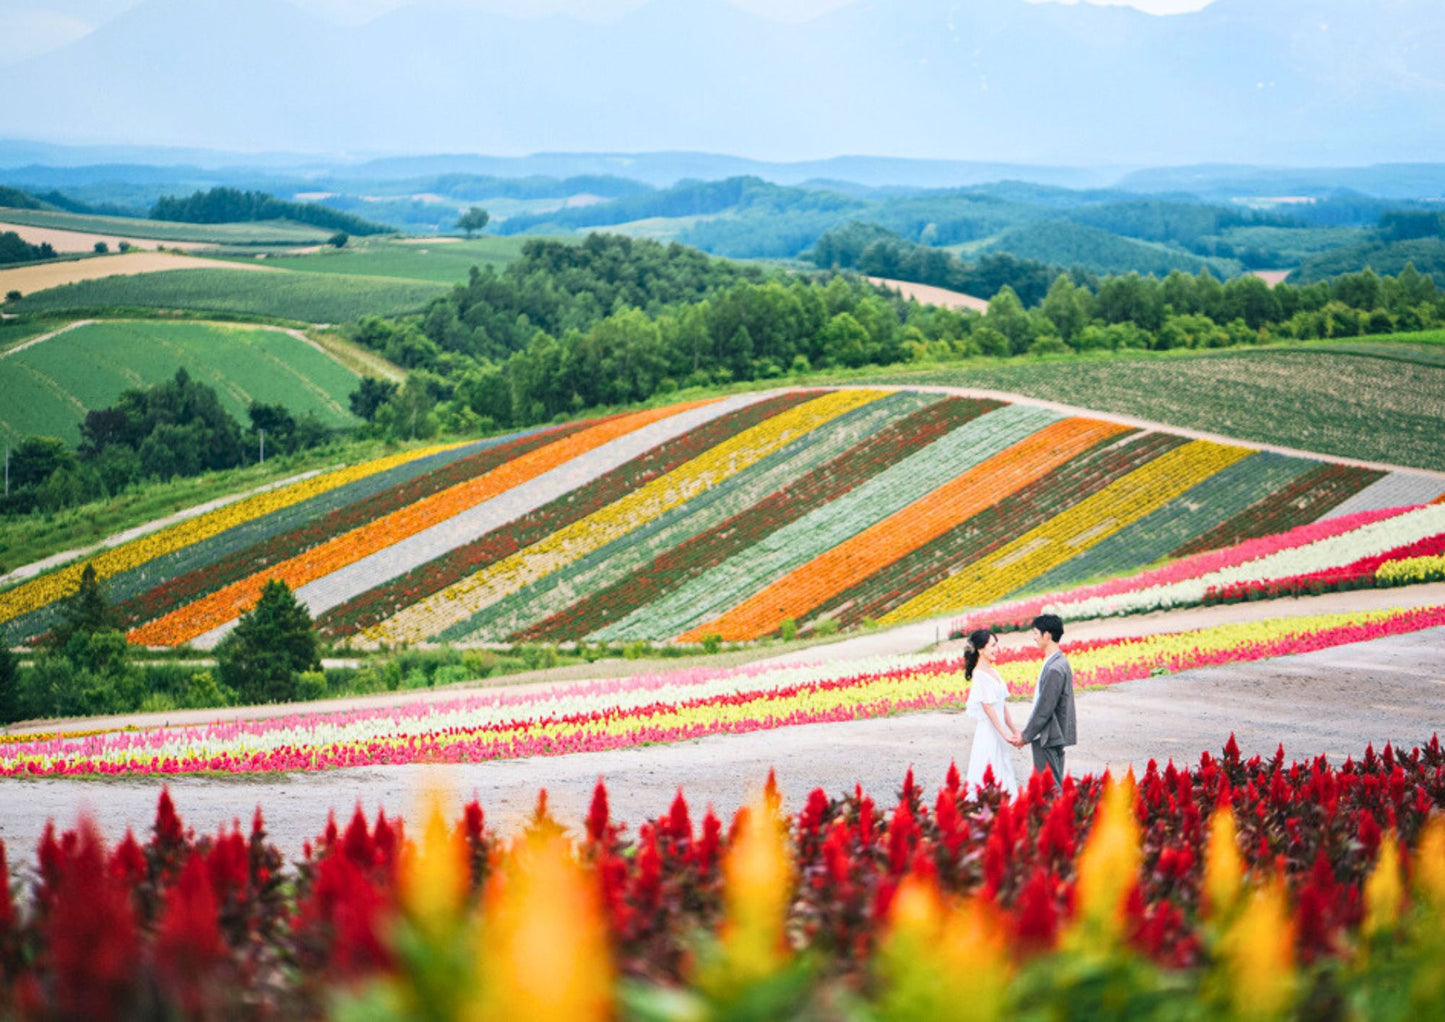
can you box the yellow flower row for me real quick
[991,606,1413,690]
[881,439,1252,624]
[369,390,889,644]
[1376,554,1445,586]
[0,441,466,626]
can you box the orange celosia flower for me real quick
[1066,770,1140,949]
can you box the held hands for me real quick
[1007,730,1026,748]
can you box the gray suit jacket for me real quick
[1021,652,1077,749]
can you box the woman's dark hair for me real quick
[1032,613,1064,642]
[964,627,992,680]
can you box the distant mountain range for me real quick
[1,0,1441,167]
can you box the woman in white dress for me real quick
[962,628,1021,793]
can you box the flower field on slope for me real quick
[3,386,1442,649]
[5,603,1442,777]
[4,739,1445,1018]
[952,502,1445,636]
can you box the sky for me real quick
[0,0,1218,65]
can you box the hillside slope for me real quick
[3,386,1441,650]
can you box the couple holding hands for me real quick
[962,613,1077,792]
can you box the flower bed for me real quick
[3,737,1443,1018]
[5,604,1442,778]
[602,403,1061,642]
[314,391,816,638]
[682,416,1125,642]
[488,391,947,642]
[127,400,723,646]
[883,438,1254,624]
[951,504,1425,636]
[375,389,888,644]
[0,440,468,642]
[513,393,987,642]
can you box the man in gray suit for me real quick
[1010,613,1076,783]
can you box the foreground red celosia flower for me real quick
[0,735,1442,1018]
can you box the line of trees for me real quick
[2,369,333,517]
[339,233,1444,437]
[150,187,392,236]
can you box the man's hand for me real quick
[1008,731,1026,748]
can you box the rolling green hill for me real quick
[0,319,362,446]
[216,235,538,283]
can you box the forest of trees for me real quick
[150,187,392,235]
[338,233,1444,436]
[1,370,333,516]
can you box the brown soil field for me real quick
[0,251,275,295]
[867,276,990,313]
[0,221,207,254]
[1249,270,1293,287]
[396,236,462,244]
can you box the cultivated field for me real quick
[0,251,273,299]
[867,275,990,312]
[0,206,334,244]
[8,266,449,323]
[3,385,1440,652]
[0,220,208,253]
[225,235,534,283]
[874,345,1445,472]
[0,319,362,446]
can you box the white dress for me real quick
[965,667,1019,793]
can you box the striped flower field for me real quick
[4,603,1443,776]
[2,386,1442,649]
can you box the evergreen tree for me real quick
[48,563,115,652]
[0,643,19,724]
[216,579,320,705]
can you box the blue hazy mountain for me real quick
[0,0,1440,167]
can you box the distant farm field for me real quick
[0,252,273,298]
[229,236,534,283]
[0,207,334,245]
[8,267,448,323]
[0,220,209,253]
[0,320,362,446]
[870,345,1445,472]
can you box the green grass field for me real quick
[225,235,534,283]
[0,320,362,446]
[863,340,1445,472]
[0,206,333,245]
[8,268,449,323]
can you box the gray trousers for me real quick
[1031,743,1065,784]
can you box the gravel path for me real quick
[3,623,1441,862]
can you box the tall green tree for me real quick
[457,207,490,238]
[47,563,115,652]
[0,643,19,724]
[216,579,320,705]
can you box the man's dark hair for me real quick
[1032,614,1064,642]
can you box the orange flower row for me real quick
[679,417,1125,641]
[128,401,717,646]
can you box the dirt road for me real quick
[3,625,1440,861]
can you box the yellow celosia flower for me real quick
[878,875,1008,1021]
[1415,815,1445,910]
[471,831,612,1022]
[698,799,794,998]
[1363,833,1404,937]
[1203,805,1244,920]
[1219,878,1296,1021]
[401,785,469,934]
[1066,770,1140,949]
